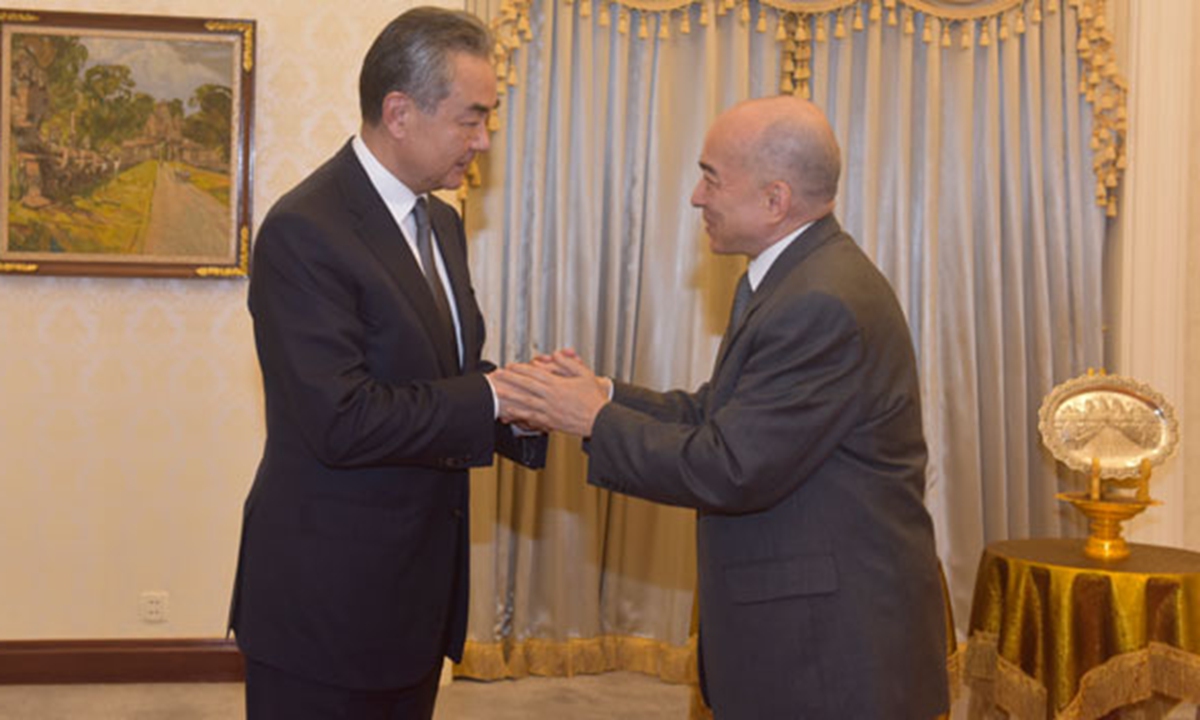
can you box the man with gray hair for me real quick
[496,96,950,718]
[229,8,544,718]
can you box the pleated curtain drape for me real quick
[459,0,1110,681]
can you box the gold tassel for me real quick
[1094,13,1106,30]
[885,0,896,8]
[716,0,727,17]
[999,17,1009,41]
[618,7,629,34]
[1048,0,1059,13]
[757,8,767,33]
[580,0,591,19]
[980,22,991,47]
[487,112,500,131]
[1032,5,1042,23]
[507,64,518,86]
[739,2,750,25]
[816,18,827,42]
[796,18,809,41]
[853,5,864,32]
[680,10,691,34]
[961,23,972,49]
[1015,12,1026,34]
[783,54,796,73]
[775,17,787,41]
[870,1,881,23]
[518,13,531,38]
[1079,78,1088,94]
[495,58,508,81]
[659,13,670,39]
[599,4,610,26]
[889,9,898,27]
[921,18,932,43]
[781,74,795,93]
[941,23,951,48]
[638,13,648,38]
[724,0,735,11]
[834,12,847,38]
[1079,3,1093,20]
[700,3,710,26]
[1107,198,1117,218]
[904,9,915,35]
[799,79,810,99]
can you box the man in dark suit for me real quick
[496,97,949,718]
[228,8,544,719]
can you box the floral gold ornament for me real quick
[1038,370,1179,560]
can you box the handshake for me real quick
[489,349,613,437]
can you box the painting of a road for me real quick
[0,13,253,277]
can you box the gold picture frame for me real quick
[0,9,254,278]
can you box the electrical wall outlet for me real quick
[138,591,169,624]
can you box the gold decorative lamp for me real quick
[1038,371,1179,560]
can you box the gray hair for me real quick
[359,7,492,123]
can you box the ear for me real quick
[380,91,414,140]
[764,180,792,222]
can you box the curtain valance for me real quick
[485,0,1125,214]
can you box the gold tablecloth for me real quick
[965,538,1200,719]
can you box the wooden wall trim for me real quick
[0,638,244,684]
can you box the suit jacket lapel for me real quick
[332,141,459,376]
[712,214,844,374]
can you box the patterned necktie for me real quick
[412,197,455,338]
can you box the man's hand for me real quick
[491,349,610,437]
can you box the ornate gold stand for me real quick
[1056,492,1159,561]
[1040,371,1179,563]
[1056,458,1159,561]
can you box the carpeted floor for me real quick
[0,671,690,720]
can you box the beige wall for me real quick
[1187,3,1200,551]
[0,0,444,639]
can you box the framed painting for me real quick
[0,9,254,278]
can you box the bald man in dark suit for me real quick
[496,97,948,719]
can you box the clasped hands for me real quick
[490,349,612,438]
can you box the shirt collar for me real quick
[747,220,814,291]
[352,135,420,219]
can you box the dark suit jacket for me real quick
[229,140,544,690]
[587,216,948,718]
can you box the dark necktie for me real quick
[715,272,752,367]
[729,272,753,330]
[412,197,455,339]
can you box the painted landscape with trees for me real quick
[6,31,235,260]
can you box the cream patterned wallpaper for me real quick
[0,0,450,639]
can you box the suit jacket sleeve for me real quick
[250,209,496,469]
[586,291,865,514]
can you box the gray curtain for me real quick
[460,0,1106,677]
